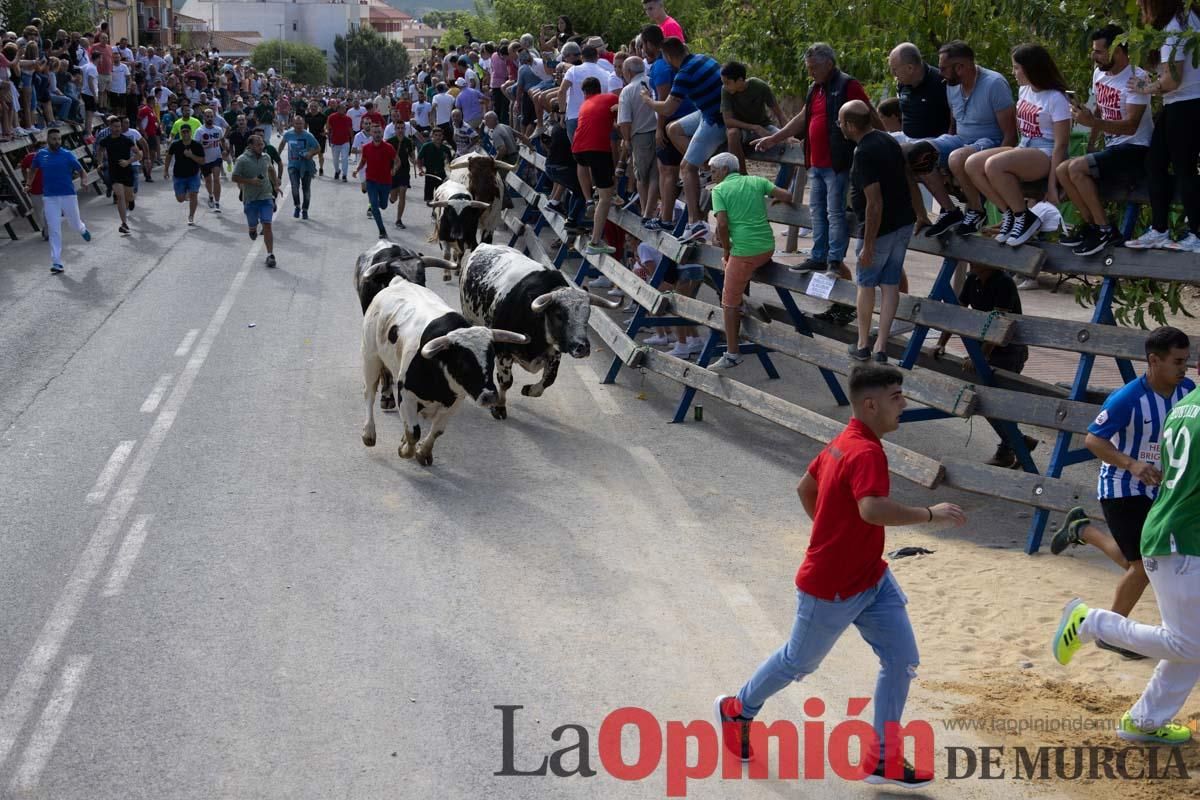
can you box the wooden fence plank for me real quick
[941,457,1099,516]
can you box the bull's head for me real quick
[530,288,620,359]
[420,327,528,407]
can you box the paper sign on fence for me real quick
[805,272,836,300]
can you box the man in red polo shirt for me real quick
[353,123,397,239]
[571,76,620,256]
[326,101,354,181]
[714,365,965,788]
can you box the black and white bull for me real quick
[361,277,527,465]
[447,153,514,247]
[460,244,619,420]
[353,240,457,413]
[429,179,490,282]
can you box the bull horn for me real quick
[420,335,453,358]
[468,200,491,210]
[427,200,449,209]
[491,329,529,345]
[420,256,458,272]
[530,292,556,312]
[588,292,622,309]
[494,161,515,172]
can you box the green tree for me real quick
[0,0,93,36]
[251,39,329,86]
[333,26,412,91]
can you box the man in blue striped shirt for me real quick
[642,37,725,243]
[1051,326,1193,659]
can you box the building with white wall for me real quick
[176,0,367,62]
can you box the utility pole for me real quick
[277,22,283,76]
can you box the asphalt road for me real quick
[0,165,1023,799]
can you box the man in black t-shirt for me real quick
[840,99,924,364]
[386,130,415,227]
[227,115,254,159]
[887,43,951,140]
[98,117,136,235]
[933,263,1036,467]
[304,101,328,175]
[163,124,206,224]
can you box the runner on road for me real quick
[232,133,280,268]
[281,114,320,219]
[163,124,206,225]
[26,128,92,273]
[197,108,226,212]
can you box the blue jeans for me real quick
[366,180,390,235]
[331,143,350,176]
[808,166,848,263]
[735,569,919,759]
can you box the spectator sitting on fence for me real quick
[639,24,691,234]
[483,111,519,166]
[840,100,925,365]
[617,55,660,224]
[641,37,725,245]
[571,76,621,255]
[1055,25,1154,257]
[961,44,1071,248]
[1124,0,1200,253]
[754,42,879,324]
[932,262,1037,466]
[920,41,1017,245]
[706,151,795,371]
[719,60,788,174]
[1050,326,1194,660]
[888,42,951,143]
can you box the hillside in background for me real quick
[384,0,473,16]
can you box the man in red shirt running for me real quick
[714,365,965,788]
[354,123,398,239]
[571,77,620,255]
[327,100,354,181]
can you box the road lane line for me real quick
[173,328,200,358]
[8,655,90,793]
[139,374,174,414]
[571,361,622,416]
[101,515,153,597]
[84,440,136,505]
[0,241,261,771]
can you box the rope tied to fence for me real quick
[978,310,1003,341]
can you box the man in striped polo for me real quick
[1051,326,1193,658]
[641,36,725,243]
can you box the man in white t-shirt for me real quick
[346,99,367,133]
[1057,24,1154,256]
[196,109,227,211]
[412,95,433,134]
[431,82,456,138]
[557,45,612,140]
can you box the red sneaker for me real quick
[713,695,754,762]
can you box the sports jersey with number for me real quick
[195,125,224,163]
[1142,390,1200,556]
[1088,375,1195,499]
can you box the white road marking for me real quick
[101,515,153,597]
[571,361,622,416]
[8,655,91,793]
[139,374,174,414]
[84,440,136,505]
[173,328,200,358]
[627,445,703,530]
[0,241,261,771]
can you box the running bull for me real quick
[460,244,619,420]
[353,240,456,412]
[429,178,490,281]
[447,153,514,247]
[361,277,527,465]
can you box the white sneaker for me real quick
[666,341,693,358]
[643,333,671,346]
[1125,228,1172,249]
[685,337,705,355]
[1017,278,1040,290]
[1165,232,1200,253]
[709,353,743,371]
[590,275,613,289]
[607,286,624,297]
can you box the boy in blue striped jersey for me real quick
[1051,326,1193,659]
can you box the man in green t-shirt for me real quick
[1053,388,1200,746]
[170,105,202,140]
[231,133,280,268]
[416,127,453,203]
[719,61,787,174]
[706,152,794,371]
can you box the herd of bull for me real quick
[354,234,620,465]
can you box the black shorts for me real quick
[424,174,442,202]
[83,94,96,111]
[1086,143,1149,183]
[657,138,683,167]
[314,135,326,151]
[392,171,410,190]
[415,124,430,137]
[110,167,135,187]
[202,159,223,176]
[1100,495,1154,563]
[575,150,614,190]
